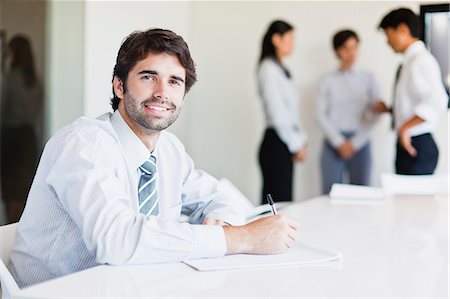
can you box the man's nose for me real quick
[154,81,168,100]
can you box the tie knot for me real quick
[140,155,157,175]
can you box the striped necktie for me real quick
[138,155,158,216]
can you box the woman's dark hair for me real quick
[111,28,197,111]
[333,29,359,51]
[259,20,294,62]
[8,35,37,88]
[378,8,421,38]
[258,20,294,78]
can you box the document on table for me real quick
[183,240,342,271]
[329,183,385,205]
[381,173,448,195]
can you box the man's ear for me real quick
[113,76,124,99]
[397,23,411,36]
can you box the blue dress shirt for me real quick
[316,67,381,150]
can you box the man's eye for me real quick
[170,80,181,86]
[142,75,156,81]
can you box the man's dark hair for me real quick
[378,8,421,38]
[332,29,359,51]
[111,28,197,111]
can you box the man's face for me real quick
[336,37,358,65]
[384,27,406,53]
[116,52,186,134]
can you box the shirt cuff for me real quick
[206,210,246,226]
[286,134,308,154]
[190,224,226,259]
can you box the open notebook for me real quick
[183,239,342,271]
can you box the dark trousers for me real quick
[395,133,438,175]
[1,125,39,223]
[259,128,293,203]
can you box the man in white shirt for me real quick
[9,28,299,288]
[375,8,447,174]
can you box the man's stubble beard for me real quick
[123,92,181,132]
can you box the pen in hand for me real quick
[266,194,278,215]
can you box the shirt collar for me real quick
[110,110,152,170]
[338,65,357,75]
[403,40,425,61]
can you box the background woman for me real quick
[258,20,308,203]
[1,34,43,222]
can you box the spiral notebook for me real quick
[183,239,342,271]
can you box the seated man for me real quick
[9,28,299,288]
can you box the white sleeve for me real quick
[351,74,381,150]
[315,77,345,148]
[180,153,246,226]
[411,56,448,122]
[259,62,306,153]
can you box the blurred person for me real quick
[316,29,381,194]
[375,8,447,174]
[0,34,43,222]
[257,20,308,203]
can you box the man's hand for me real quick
[223,215,299,255]
[397,116,424,157]
[293,147,308,162]
[337,141,355,160]
[399,127,417,157]
[373,101,391,114]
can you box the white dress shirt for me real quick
[9,110,243,288]
[394,40,447,136]
[258,58,308,153]
[316,67,381,150]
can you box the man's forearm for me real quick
[399,116,424,134]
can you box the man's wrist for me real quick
[399,124,409,136]
[223,225,252,255]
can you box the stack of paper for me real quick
[381,173,448,195]
[329,183,385,205]
[183,239,342,271]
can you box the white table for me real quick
[13,195,448,298]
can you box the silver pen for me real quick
[266,194,278,215]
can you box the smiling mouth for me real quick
[144,104,172,111]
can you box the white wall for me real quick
[81,1,448,205]
[46,1,84,138]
